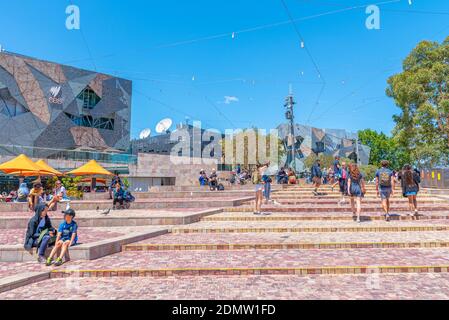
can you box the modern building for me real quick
[277,123,371,172]
[0,51,132,158]
[131,123,223,159]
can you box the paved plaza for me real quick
[1,185,449,300]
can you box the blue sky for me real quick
[1,0,448,138]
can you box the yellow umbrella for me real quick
[66,160,113,176]
[0,154,50,175]
[35,160,63,176]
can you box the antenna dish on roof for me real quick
[139,128,151,139]
[155,118,173,134]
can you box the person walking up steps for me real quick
[375,160,395,222]
[331,156,341,192]
[253,163,269,215]
[338,162,349,205]
[347,163,366,223]
[311,159,323,196]
[401,164,421,219]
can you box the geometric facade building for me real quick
[0,52,132,157]
[277,123,371,172]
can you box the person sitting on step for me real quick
[46,209,78,266]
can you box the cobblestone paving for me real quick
[0,228,123,246]
[3,273,449,300]
[0,226,168,246]
[0,261,49,278]
[0,208,214,218]
[60,248,449,270]
[1,186,449,299]
[209,211,449,219]
[170,219,449,230]
[130,231,449,246]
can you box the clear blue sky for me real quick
[1,0,448,138]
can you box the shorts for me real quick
[255,184,264,192]
[379,188,392,200]
[405,191,417,196]
[61,239,77,246]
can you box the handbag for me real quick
[37,228,57,248]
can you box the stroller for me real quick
[122,190,136,209]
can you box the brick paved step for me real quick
[0,227,168,262]
[124,231,449,251]
[225,204,448,213]
[0,197,251,212]
[4,273,449,299]
[270,195,436,200]
[48,248,449,277]
[270,198,447,204]
[170,220,449,233]
[84,190,258,200]
[203,211,449,221]
[0,209,221,229]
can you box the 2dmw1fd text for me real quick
[216,304,276,316]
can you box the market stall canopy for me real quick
[66,160,114,176]
[35,160,63,176]
[0,154,52,176]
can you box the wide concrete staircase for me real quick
[56,185,449,275]
[3,184,449,299]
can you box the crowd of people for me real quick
[0,159,423,266]
[250,157,422,222]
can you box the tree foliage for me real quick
[386,37,449,167]
[358,129,408,169]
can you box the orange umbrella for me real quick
[0,154,51,176]
[35,160,63,176]
[66,160,113,176]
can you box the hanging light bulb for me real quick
[192,76,195,81]
[232,32,235,39]
[408,0,412,5]
[300,41,305,48]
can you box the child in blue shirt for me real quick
[46,209,78,266]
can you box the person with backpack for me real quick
[347,163,366,223]
[375,160,395,221]
[252,163,269,215]
[401,164,421,219]
[338,161,349,204]
[311,159,323,196]
[262,165,272,204]
[331,156,341,192]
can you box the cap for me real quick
[62,209,76,217]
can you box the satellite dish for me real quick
[139,128,151,139]
[156,118,173,134]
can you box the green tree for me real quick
[357,129,407,169]
[303,154,351,170]
[61,176,83,199]
[386,37,449,167]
